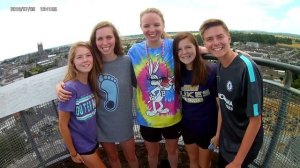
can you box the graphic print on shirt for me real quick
[226,80,233,92]
[146,57,173,116]
[181,85,211,103]
[75,94,96,120]
[218,93,233,111]
[98,74,119,112]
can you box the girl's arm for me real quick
[199,46,208,54]
[58,111,84,163]
[130,61,137,88]
[56,82,72,101]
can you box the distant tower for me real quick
[37,42,44,57]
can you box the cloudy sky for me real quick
[0,0,299,61]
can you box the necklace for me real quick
[145,39,165,61]
[145,40,169,81]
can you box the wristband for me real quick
[71,153,78,157]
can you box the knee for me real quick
[188,155,198,162]
[148,151,159,158]
[126,154,137,162]
[199,162,211,168]
[166,147,178,155]
[107,152,120,162]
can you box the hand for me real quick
[199,46,209,54]
[56,82,72,102]
[210,135,219,147]
[71,153,84,164]
[235,49,251,57]
[225,161,241,168]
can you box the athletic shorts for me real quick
[182,127,213,149]
[219,153,256,168]
[78,143,99,155]
[140,122,182,142]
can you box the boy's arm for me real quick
[227,115,262,168]
[211,98,222,147]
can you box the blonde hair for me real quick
[64,41,100,103]
[64,41,90,82]
[140,8,169,38]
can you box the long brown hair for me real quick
[140,8,169,38]
[63,41,100,104]
[89,21,124,68]
[173,32,209,94]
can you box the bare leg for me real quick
[101,142,121,168]
[185,143,200,168]
[81,149,106,168]
[144,140,160,168]
[198,147,212,168]
[165,138,179,168]
[120,137,139,168]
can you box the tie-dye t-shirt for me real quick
[128,38,182,128]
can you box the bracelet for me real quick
[70,153,78,157]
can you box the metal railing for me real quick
[0,56,300,168]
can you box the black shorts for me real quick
[182,127,213,149]
[140,122,182,142]
[219,153,256,168]
[78,143,99,155]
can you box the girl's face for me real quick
[177,38,196,70]
[140,12,164,43]
[203,25,231,59]
[73,46,93,74]
[95,26,116,57]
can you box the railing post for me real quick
[262,70,292,167]
[20,111,46,168]
[52,100,59,117]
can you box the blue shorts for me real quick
[140,122,182,142]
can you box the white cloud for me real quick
[278,7,300,34]
[0,0,299,61]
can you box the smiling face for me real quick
[95,26,116,58]
[202,25,232,59]
[73,46,93,74]
[140,12,164,46]
[177,38,197,70]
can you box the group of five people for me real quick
[57,7,263,168]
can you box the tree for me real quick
[292,73,300,89]
[292,78,300,89]
[24,70,32,78]
[193,34,203,45]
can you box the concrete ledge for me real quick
[0,66,66,118]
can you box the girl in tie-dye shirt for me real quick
[128,8,182,168]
